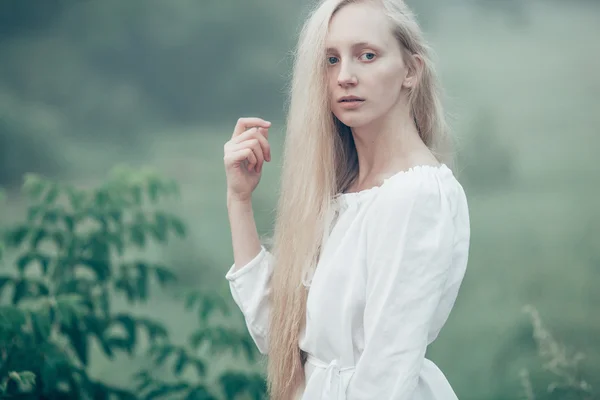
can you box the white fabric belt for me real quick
[304,354,355,400]
[303,354,460,400]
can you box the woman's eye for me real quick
[327,56,338,65]
[360,52,376,61]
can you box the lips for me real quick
[338,96,364,103]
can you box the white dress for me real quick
[225,164,471,399]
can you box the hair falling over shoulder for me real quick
[265,0,453,398]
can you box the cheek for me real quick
[372,66,405,100]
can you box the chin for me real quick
[335,112,372,128]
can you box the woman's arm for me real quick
[225,195,274,355]
[227,194,263,270]
[346,177,457,399]
[223,117,274,354]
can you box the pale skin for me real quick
[326,1,439,192]
[223,117,272,269]
[224,2,438,268]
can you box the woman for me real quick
[223,0,470,398]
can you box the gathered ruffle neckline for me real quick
[332,164,451,209]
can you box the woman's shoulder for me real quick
[364,163,467,223]
[333,163,467,214]
[377,163,458,201]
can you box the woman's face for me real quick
[325,2,412,128]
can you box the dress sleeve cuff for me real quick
[225,245,269,281]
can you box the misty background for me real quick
[0,0,599,399]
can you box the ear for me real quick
[403,53,424,89]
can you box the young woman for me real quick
[222,0,470,398]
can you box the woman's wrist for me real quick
[227,191,253,207]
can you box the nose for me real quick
[337,61,357,87]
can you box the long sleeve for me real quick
[345,178,456,399]
[225,246,274,355]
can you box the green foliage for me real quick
[131,289,267,400]
[519,306,595,400]
[0,167,267,399]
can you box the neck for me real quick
[349,100,433,186]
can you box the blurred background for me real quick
[0,0,598,399]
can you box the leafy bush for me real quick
[0,167,267,399]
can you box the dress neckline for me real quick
[332,163,451,208]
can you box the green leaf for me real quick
[154,266,177,287]
[147,178,161,204]
[64,323,89,366]
[130,224,146,248]
[197,293,231,322]
[133,370,153,393]
[50,231,66,250]
[174,350,188,376]
[98,287,110,316]
[27,205,44,222]
[87,234,111,260]
[145,383,189,400]
[219,372,266,400]
[64,214,75,232]
[111,314,137,355]
[185,386,215,400]
[11,279,49,303]
[0,305,27,330]
[31,310,52,341]
[43,183,60,205]
[16,252,51,274]
[66,186,86,211]
[22,173,47,202]
[150,213,168,242]
[8,371,36,392]
[136,263,149,301]
[152,344,175,366]
[86,316,114,359]
[192,359,207,377]
[12,279,28,304]
[4,225,30,247]
[190,326,252,360]
[184,291,200,311]
[30,227,48,249]
[0,276,15,296]
[108,231,125,255]
[114,276,137,303]
[108,209,122,224]
[42,207,62,224]
[77,257,111,282]
[95,189,110,208]
[106,337,135,355]
[170,217,186,238]
[56,293,86,326]
[138,318,168,343]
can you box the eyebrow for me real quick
[325,41,379,53]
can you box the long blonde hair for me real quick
[266,0,453,398]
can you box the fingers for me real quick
[233,127,271,162]
[232,117,271,138]
[224,148,257,172]
[230,138,265,172]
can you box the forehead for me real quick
[325,2,394,50]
